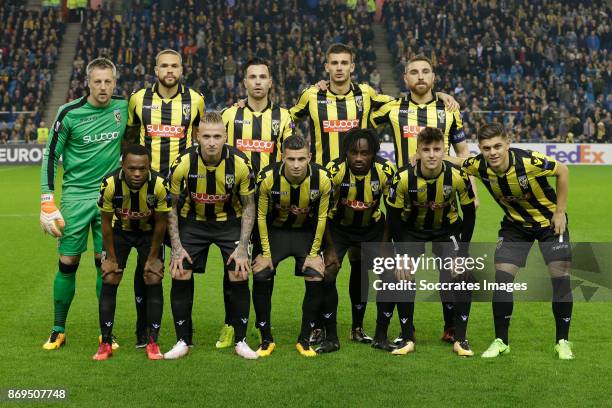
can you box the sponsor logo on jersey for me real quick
[341,198,377,211]
[79,116,97,124]
[236,139,275,153]
[83,131,120,144]
[411,200,451,210]
[402,125,426,138]
[190,192,231,204]
[498,192,532,203]
[317,99,333,105]
[323,119,360,133]
[270,190,289,195]
[116,208,152,219]
[234,119,252,125]
[146,124,185,138]
[143,105,160,110]
[275,203,311,214]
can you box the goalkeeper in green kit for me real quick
[40,58,127,350]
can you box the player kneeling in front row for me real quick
[319,128,396,353]
[447,123,574,359]
[252,135,331,357]
[383,127,476,356]
[166,112,258,360]
[94,145,170,360]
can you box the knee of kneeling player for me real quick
[323,265,339,282]
[143,271,163,285]
[103,272,123,285]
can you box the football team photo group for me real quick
[40,46,574,361]
[1,0,610,406]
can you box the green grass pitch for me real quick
[0,165,610,407]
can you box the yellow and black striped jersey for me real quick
[386,161,474,231]
[461,148,559,228]
[326,156,396,228]
[222,101,293,176]
[257,162,332,257]
[169,144,254,222]
[290,83,393,165]
[128,83,205,175]
[371,95,465,168]
[98,169,171,232]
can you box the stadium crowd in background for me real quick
[68,0,378,113]
[383,0,611,143]
[0,0,609,144]
[0,5,64,143]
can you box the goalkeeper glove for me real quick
[40,193,65,237]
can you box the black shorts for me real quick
[396,222,464,260]
[258,226,317,276]
[329,219,385,264]
[111,229,162,270]
[495,219,572,267]
[179,217,241,272]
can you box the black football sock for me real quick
[439,268,455,330]
[170,279,192,342]
[453,288,473,342]
[133,261,147,337]
[396,301,415,341]
[253,279,273,342]
[99,283,119,344]
[146,283,163,342]
[551,275,573,342]
[349,260,367,329]
[299,281,323,341]
[230,280,250,343]
[492,270,515,344]
[223,269,232,325]
[186,275,194,344]
[321,280,339,342]
[374,302,394,341]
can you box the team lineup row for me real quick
[38,44,574,361]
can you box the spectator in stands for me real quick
[37,120,49,144]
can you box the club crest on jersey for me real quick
[182,104,191,120]
[114,109,122,125]
[371,180,380,193]
[443,184,453,198]
[437,109,445,124]
[225,175,235,188]
[518,175,529,189]
[271,119,280,136]
[146,194,156,207]
[355,95,363,112]
[310,190,320,200]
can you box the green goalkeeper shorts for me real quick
[58,199,103,256]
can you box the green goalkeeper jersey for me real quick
[41,96,128,201]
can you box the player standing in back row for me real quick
[40,58,127,350]
[127,49,205,348]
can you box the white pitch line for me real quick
[0,214,38,217]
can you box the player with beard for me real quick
[126,49,205,348]
[222,58,293,350]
